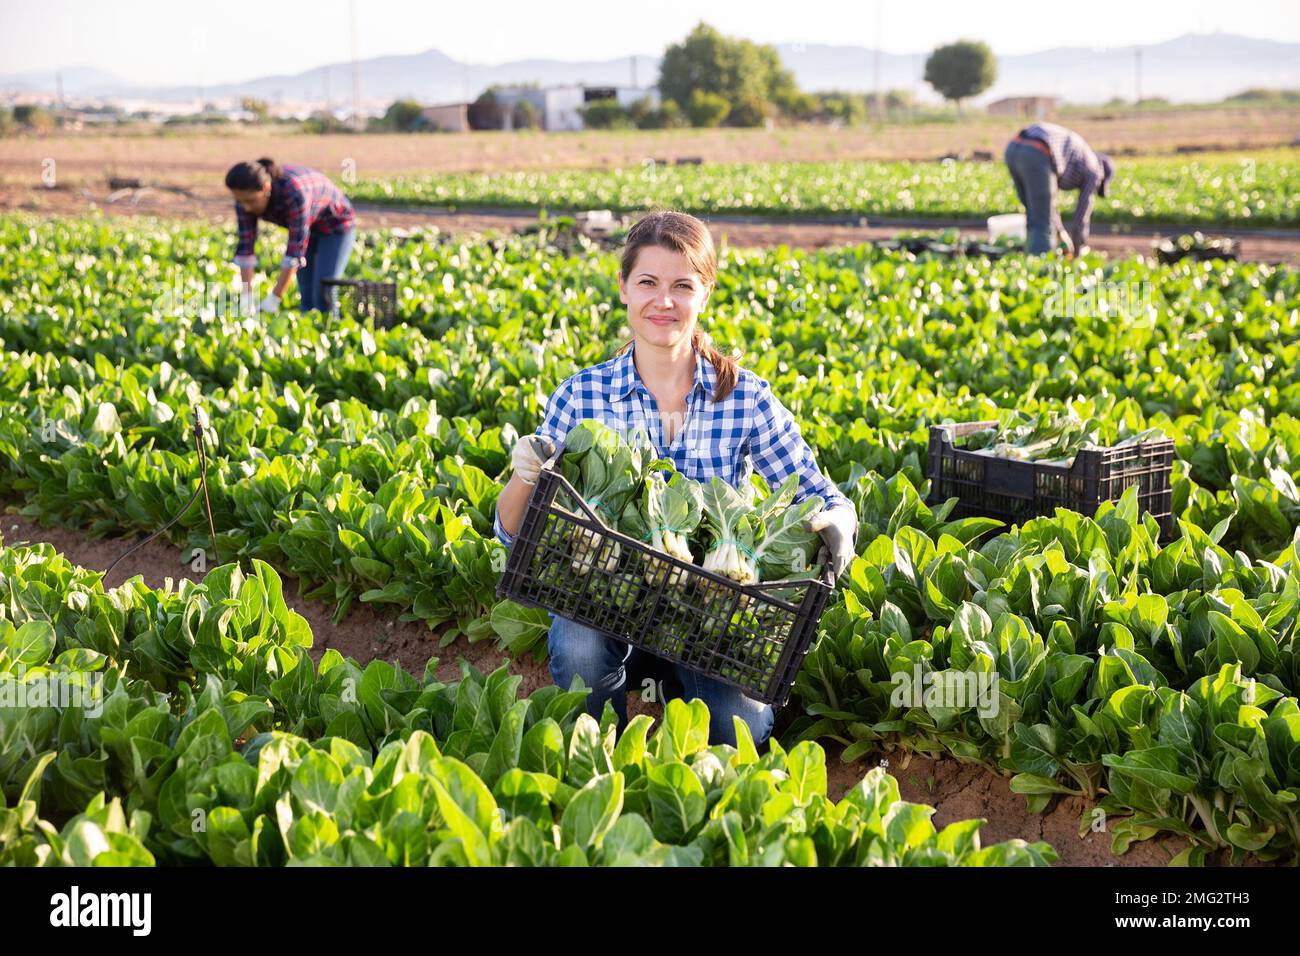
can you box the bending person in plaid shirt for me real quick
[494,211,858,749]
[225,158,356,314]
[1003,122,1115,255]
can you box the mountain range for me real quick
[4,32,1298,110]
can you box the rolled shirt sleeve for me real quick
[1069,164,1101,250]
[493,509,517,548]
[746,378,853,516]
[233,204,258,268]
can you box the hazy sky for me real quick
[3,0,1299,85]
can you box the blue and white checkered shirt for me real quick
[1019,123,1108,247]
[493,342,851,546]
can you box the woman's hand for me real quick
[496,435,557,540]
[511,435,556,486]
[804,503,858,579]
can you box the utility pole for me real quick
[350,0,363,130]
[873,2,883,119]
[55,70,64,124]
[1134,47,1142,106]
[911,52,919,122]
[631,55,637,88]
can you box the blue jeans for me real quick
[1004,141,1061,255]
[547,613,775,748]
[297,228,356,313]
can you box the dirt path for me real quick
[7,180,1300,264]
[2,508,1232,866]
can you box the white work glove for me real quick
[259,293,281,314]
[1058,228,1075,257]
[512,435,556,486]
[804,503,858,579]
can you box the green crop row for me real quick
[351,151,1299,227]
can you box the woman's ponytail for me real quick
[691,326,739,403]
[224,158,280,191]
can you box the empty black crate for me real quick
[926,421,1175,539]
[496,464,834,708]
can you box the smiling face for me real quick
[231,183,271,216]
[617,244,712,351]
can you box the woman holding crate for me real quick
[224,158,356,314]
[494,211,857,749]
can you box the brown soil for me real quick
[3,108,1297,180]
[0,506,660,707]
[4,508,1269,866]
[5,181,1299,266]
[823,744,1189,867]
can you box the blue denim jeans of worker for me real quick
[547,613,775,748]
[297,227,356,313]
[1004,140,1060,255]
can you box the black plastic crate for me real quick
[496,463,835,708]
[321,278,398,327]
[926,421,1176,539]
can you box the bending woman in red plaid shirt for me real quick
[225,158,356,314]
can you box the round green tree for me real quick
[924,40,997,114]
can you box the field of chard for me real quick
[352,150,1298,227]
[2,213,1300,865]
[0,544,1056,866]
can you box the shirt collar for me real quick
[610,340,715,402]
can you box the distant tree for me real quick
[924,40,997,114]
[756,45,800,105]
[581,99,634,130]
[1224,87,1300,105]
[728,92,770,128]
[638,99,688,129]
[302,112,353,134]
[660,99,689,128]
[13,104,54,132]
[686,90,730,128]
[240,97,270,121]
[815,91,867,125]
[884,89,914,112]
[468,89,504,130]
[626,95,655,127]
[512,99,540,130]
[0,108,14,136]
[659,22,799,127]
[773,88,818,122]
[373,99,425,132]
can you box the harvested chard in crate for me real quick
[496,420,835,707]
[927,415,1176,539]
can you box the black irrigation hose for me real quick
[103,411,220,583]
